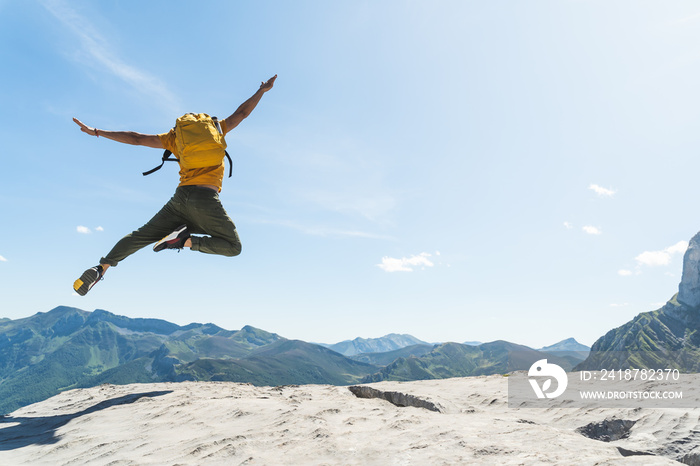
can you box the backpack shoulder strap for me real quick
[143,150,178,176]
[213,117,233,178]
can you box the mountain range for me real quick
[6,234,700,415]
[0,306,588,414]
[362,340,582,383]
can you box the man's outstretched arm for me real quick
[223,75,277,134]
[73,118,163,149]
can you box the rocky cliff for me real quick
[678,231,700,308]
[576,231,700,371]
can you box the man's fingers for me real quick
[73,117,95,136]
[261,75,277,91]
[73,118,88,130]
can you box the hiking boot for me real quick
[154,224,190,252]
[73,265,105,296]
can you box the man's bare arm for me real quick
[223,75,277,134]
[73,118,163,149]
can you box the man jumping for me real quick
[72,75,277,296]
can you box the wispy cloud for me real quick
[41,0,177,109]
[0,255,7,262]
[664,12,700,27]
[582,225,602,235]
[242,129,399,225]
[377,252,435,272]
[303,191,397,223]
[563,222,573,229]
[617,269,633,276]
[250,218,393,240]
[589,184,616,197]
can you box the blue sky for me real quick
[2,0,700,348]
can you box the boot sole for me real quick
[154,225,189,252]
[73,268,100,296]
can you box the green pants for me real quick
[101,185,241,266]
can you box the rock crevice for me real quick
[347,386,443,412]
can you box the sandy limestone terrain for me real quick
[1,373,698,465]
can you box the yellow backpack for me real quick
[143,113,233,177]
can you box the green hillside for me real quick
[362,341,572,383]
[350,344,435,366]
[576,296,700,371]
[175,340,378,385]
[0,307,283,413]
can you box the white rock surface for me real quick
[2,374,698,465]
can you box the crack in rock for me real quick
[616,447,655,458]
[576,418,636,442]
[347,386,443,413]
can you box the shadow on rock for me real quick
[0,390,172,451]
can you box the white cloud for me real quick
[589,184,616,197]
[378,253,434,272]
[635,251,670,266]
[665,241,688,255]
[618,269,633,276]
[0,255,7,262]
[77,225,105,234]
[563,222,573,229]
[635,241,688,267]
[582,225,602,235]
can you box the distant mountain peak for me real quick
[323,334,430,356]
[539,338,590,353]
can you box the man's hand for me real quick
[259,75,277,93]
[223,75,277,133]
[73,117,98,137]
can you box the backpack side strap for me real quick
[143,150,178,176]
[224,150,233,178]
[143,149,233,177]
